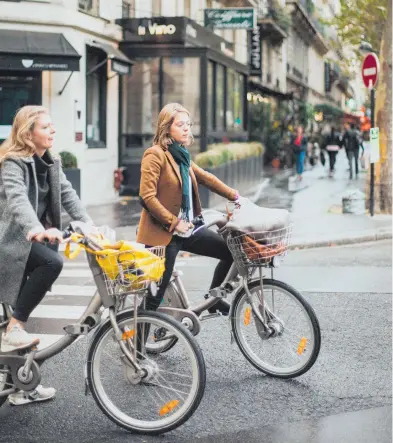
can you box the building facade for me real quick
[0,0,132,205]
[0,0,365,203]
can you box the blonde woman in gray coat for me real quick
[0,106,92,406]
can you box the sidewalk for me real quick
[287,150,392,249]
[81,150,392,249]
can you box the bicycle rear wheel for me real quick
[87,309,206,435]
[0,305,12,407]
[0,365,12,407]
[232,279,321,378]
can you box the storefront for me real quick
[0,28,133,205]
[115,16,249,195]
[0,29,80,141]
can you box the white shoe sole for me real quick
[1,338,40,353]
[9,392,56,406]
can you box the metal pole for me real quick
[370,87,375,216]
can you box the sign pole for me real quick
[370,87,375,216]
[362,53,379,217]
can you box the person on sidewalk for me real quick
[137,103,239,316]
[0,106,93,405]
[342,123,364,179]
[322,127,341,177]
[291,126,308,181]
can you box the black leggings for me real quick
[145,228,233,311]
[328,151,338,172]
[13,242,63,323]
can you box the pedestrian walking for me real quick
[291,126,308,181]
[342,123,364,179]
[322,127,341,177]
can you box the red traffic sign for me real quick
[362,53,380,89]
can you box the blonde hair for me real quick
[153,103,194,149]
[0,105,49,165]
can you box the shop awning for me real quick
[87,40,133,75]
[0,30,81,71]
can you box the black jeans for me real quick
[145,228,233,311]
[348,149,360,179]
[13,242,63,322]
[328,151,338,172]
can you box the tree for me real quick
[332,0,391,214]
[370,0,392,213]
[330,0,388,60]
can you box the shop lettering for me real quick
[22,59,68,70]
[250,26,261,70]
[138,24,177,36]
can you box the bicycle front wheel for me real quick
[87,309,206,435]
[232,279,321,378]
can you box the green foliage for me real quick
[329,0,388,58]
[314,103,344,118]
[194,142,264,169]
[59,151,78,168]
[269,0,292,33]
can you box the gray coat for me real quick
[0,154,92,307]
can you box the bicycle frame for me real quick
[0,243,145,398]
[158,223,275,333]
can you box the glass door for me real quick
[0,71,42,141]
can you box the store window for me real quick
[121,58,159,161]
[163,57,200,155]
[226,70,244,132]
[216,64,225,131]
[234,73,245,131]
[0,73,41,141]
[86,46,107,148]
[207,61,214,130]
[226,69,235,129]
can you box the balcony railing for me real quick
[78,0,99,16]
[296,0,326,37]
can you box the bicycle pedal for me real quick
[64,324,90,335]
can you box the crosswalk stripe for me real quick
[31,305,86,320]
[63,262,89,268]
[60,269,92,278]
[48,285,96,296]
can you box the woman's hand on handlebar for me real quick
[33,228,64,244]
[175,219,193,234]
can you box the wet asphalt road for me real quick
[0,240,391,443]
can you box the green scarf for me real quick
[168,141,191,221]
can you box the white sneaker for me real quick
[8,385,56,406]
[1,324,40,352]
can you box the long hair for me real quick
[0,105,49,165]
[153,103,194,149]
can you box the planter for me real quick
[63,168,81,198]
[199,154,264,207]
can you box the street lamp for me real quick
[359,41,374,54]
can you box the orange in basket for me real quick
[241,235,287,261]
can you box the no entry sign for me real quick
[362,53,380,89]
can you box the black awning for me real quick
[87,40,134,75]
[248,79,293,100]
[0,30,81,71]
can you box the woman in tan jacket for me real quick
[137,103,239,315]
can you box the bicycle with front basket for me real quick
[147,205,321,379]
[0,222,206,435]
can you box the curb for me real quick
[290,231,392,250]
